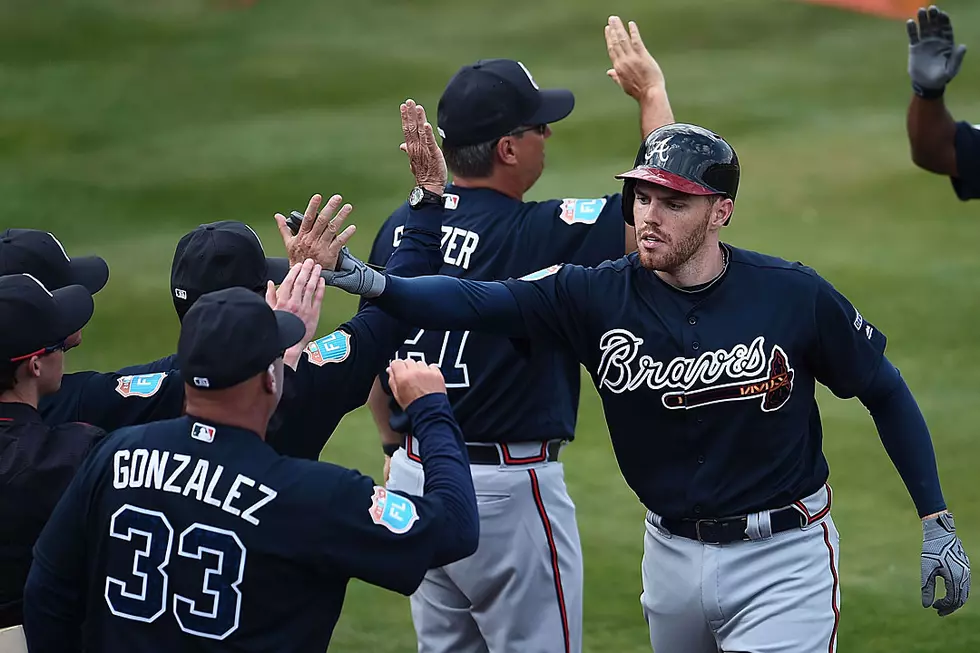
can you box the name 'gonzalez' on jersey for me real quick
[503,246,887,520]
[368,186,625,444]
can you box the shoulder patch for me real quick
[190,422,216,443]
[115,373,168,398]
[558,198,607,225]
[443,193,460,210]
[368,486,419,534]
[305,330,351,366]
[520,264,563,281]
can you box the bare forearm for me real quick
[639,86,674,138]
[369,377,402,446]
[907,95,958,175]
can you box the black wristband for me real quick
[913,82,945,100]
[382,442,400,457]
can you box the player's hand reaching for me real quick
[387,358,447,410]
[265,258,325,370]
[605,16,665,101]
[400,99,447,194]
[321,247,386,298]
[275,193,356,272]
[907,5,967,95]
[921,512,971,616]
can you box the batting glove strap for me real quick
[322,247,387,298]
[921,512,971,616]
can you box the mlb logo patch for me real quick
[559,198,607,225]
[369,486,419,534]
[305,330,351,366]
[190,422,216,443]
[520,264,563,281]
[115,373,168,398]
[443,194,460,210]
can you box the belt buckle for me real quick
[694,519,717,544]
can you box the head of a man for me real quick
[437,59,574,196]
[616,123,740,274]
[0,274,94,403]
[170,221,291,321]
[177,287,304,435]
[0,229,108,350]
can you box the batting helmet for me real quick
[615,123,740,225]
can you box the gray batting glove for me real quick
[322,247,386,298]
[907,5,967,96]
[921,512,970,616]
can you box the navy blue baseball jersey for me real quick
[38,206,445,459]
[368,185,625,443]
[23,394,478,652]
[952,121,980,200]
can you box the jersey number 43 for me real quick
[104,504,246,641]
[397,329,471,388]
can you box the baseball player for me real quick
[22,286,479,652]
[322,122,972,652]
[364,17,672,653]
[0,274,104,628]
[906,5,980,199]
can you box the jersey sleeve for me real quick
[502,264,594,360]
[951,121,980,201]
[38,370,185,432]
[115,354,178,376]
[808,275,887,399]
[521,194,625,269]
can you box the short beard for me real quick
[637,205,712,273]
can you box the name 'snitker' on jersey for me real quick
[597,332,795,413]
[111,448,278,526]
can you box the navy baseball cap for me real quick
[177,287,305,391]
[437,59,575,147]
[0,229,109,295]
[0,274,94,362]
[171,221,291,320]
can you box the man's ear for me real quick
[27,356,43,380]
[495,136,520,167]
[713,197,735,228]
[263,364,277,396]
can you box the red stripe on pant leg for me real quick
[821,522,840,653]
[528,469,570,653]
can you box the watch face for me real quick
[409,187,423,206]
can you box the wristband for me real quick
[913,82,945,100]
[382,442,400,457]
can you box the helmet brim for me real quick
[615,167,719,197]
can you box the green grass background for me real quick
[3,0,980,649]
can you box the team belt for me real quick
[660,506,805,544]
[465,441,563,466]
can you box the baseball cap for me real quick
[170,221,291,320]
[0,229,109,294]
[177,286,305,391]
[0,274,94,362]
[437,59,575,148]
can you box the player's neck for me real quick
[184,393,270,440]
[451,173,525,201]
[0,384,40,409]
[656,242,726,289]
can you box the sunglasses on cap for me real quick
[9,339,69,363]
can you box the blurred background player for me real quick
[906,5,979,199]
[0,274,102,629]
[364,17,673,653]
[22,286,479,653]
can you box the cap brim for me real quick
[273,310,307,352]
[267,257,336,284]
[528,88,575,125]
[68,255,109,294]
[50,285,95,342]
[614,167,718,196]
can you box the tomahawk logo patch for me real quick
[115,373,168,398]
[305,331,351,366]
[559,198,607,225]
[597,332,794,413]
[369,486,419,534]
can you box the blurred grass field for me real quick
[3,0,980,650]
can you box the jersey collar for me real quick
[0,401,44,424]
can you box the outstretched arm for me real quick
[604,16,674,139]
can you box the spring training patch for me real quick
[115,373,168,398]
[369,486,419,534]
[305,330,351,366]
[520,264,563,281]
[559,198,607,225]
